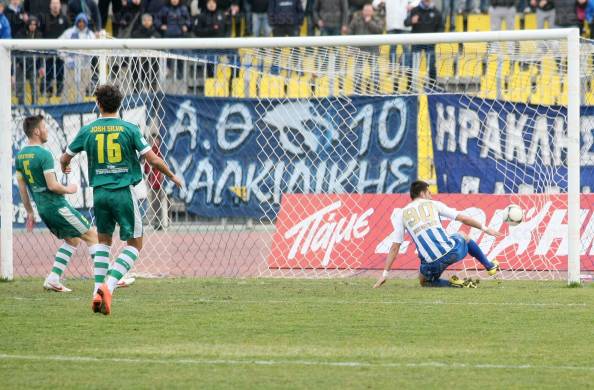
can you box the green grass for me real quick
[1,278,594,389]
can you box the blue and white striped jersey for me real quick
[392,199,460,263]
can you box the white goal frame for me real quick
[0,29,582,283]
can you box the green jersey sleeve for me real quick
[132,126,151,155]
[66,127,87,156]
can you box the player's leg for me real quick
[419,235,475,287]
[457,233,499,274]
[40,204,91,292]
[44,238,78,292]
[104,186,144,294]
[92,187,117,314]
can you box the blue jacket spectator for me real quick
[268,0,304,36]
[0,3,12,38]
[155,0,191,37]
[68,0,102,31]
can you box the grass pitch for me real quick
[1,278,594,389]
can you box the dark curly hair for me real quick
[95,84,123,113]
[23,114,44,138]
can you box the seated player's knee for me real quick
[459,232,470,242]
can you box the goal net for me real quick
[1,31,587,282]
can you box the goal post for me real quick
[0,29,583,283]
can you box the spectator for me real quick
[192,0,229,36]
[349,3,384,53]
[0,3,12,38]
[132,12,160,36]
[405,0,442,81]
[131,14,160,92]
[268,0,303,36]
[115,0,144,37]
[16,14,41,37]
[67,0,102,32]
[489,0,516,30]
[59,13,95,103]
[155,0,190,37]
[15,16,43,104]
[313,0,349,35]
[198,0,239,34]
[248,0,271,36]
[530,0,554,28]
[554,0,579,28]
[5,0,27,38]
[41,0,68,98]
[98,0,123,35]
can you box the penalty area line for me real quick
[0,354,593,372]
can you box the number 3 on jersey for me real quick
[95,133,122,164]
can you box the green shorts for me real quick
[93,185,143,241]
[38,203,91,239]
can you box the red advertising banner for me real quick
[268,194,594,271]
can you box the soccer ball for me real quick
[504,204,523,225]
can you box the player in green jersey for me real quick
[60,84,182,315]
[15,115,99,292]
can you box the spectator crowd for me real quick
[0,0,590,42]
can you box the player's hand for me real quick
[60,161,70,173]
[373,276,386,288]
[484,227,502,237]
[65,183,78,194]
[26,213,35,232]
[411,15,419,24]
[170,175,183,188]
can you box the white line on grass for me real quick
[4,296,588,307]
[193,299,588,308]
[0,354,593,372]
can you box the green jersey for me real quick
[15,145,67,208]
[66,117,151,190]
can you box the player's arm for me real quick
[436,201,502,237]
[455,214,501,237]
[60,128,85,173]
[44,171,77,195]
[144,149,183,188]
[16,173,35,232]
[373,241,402,288]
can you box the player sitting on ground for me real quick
[16,115,99,292]
[60,84,182,315]
[373,180,502,288]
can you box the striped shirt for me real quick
[392,199,460,263]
